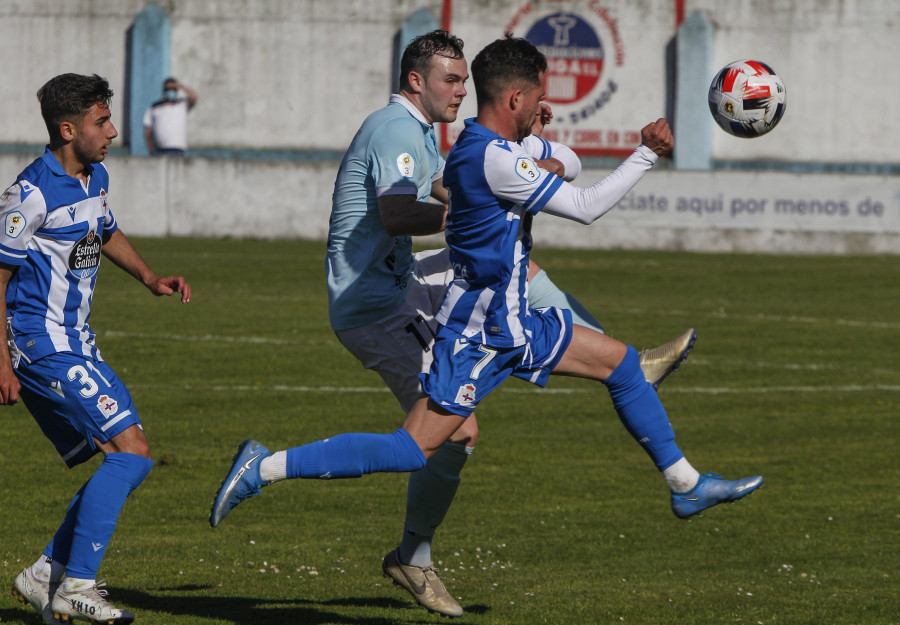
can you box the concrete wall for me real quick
[2,0,897,163]
[1,0,897,253]
[3,151,895,254]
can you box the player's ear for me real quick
[59,120,77,141]
[508,89,522,113]
[407,70,425,94]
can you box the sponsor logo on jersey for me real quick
[5,211,26,238]
[455,383,476,406]
[397,152,415,177]
[514,157,540,182]
[97,394,119,418]
[68,229,102,279]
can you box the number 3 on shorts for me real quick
[67,361,112,398]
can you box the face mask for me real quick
[164,88,178,100]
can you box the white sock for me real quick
[30,556,51,582]
[663,457,701,493]
[259,450,288,483]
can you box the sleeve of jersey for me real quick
[520,135,582,181]
[541,145,658,224]
[432,155,445,183]
[482,142,565,216]
[0,180,46,266]
[369,118,422,198]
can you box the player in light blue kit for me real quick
[4,73,191,625]
[211,31,698,617]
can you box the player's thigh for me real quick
[552,324,627,381]
[16,353,142,467]
[336,301,436,414]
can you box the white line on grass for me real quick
[130,383,900,395]
[101,330,335,346]
[624,308,900,331]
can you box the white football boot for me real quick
[12,566,62,624]
[51,579,134,625]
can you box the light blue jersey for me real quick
[0,148,117,364]
[327,95,445,331]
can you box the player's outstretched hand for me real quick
[150,275,192,303]
[641,118,674,158]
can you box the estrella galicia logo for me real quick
[68,229,102,279]
[524,12,604,104]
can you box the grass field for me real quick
[1,239,898,625]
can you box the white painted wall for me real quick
[3,152,895,254]
[1,1,897,253]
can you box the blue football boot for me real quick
[671,472,763,519]
[210,440,271,527]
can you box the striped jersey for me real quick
[438,119,565,348]
[0,148,118,364]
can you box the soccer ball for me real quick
[708,60,786,138]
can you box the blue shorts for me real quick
[421,306,573,417]
[16,353,141,468]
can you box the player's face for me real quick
[71,102,118,164]
[420,55,468,125]
[514,75,546,141]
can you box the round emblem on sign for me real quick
[525,12,604,104]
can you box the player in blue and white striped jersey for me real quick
[4,73,191,625]
[211,31,699,618]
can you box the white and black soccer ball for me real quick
[708,59,786,138]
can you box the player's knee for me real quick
[103,453,154,491]
[392,428,428,471]
[449,413,479,447]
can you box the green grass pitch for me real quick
[1,239,898,624]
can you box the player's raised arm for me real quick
[539,118,673,225]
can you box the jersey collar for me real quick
[41,145,95,179]
[389,94,431,127]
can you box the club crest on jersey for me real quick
[97,394,119,418]
[5,211,26,238]
[455,383,476,407]
[68,229,102,279]
[515,157,540,183]
[99,189,108,212]
[396,152,415,178]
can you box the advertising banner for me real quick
[442,0,681,155]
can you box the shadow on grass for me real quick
[112,585,491,624]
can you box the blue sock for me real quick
[528,269,605,334]
[285,428,426,479]
[604,346,683,471]
[64,453,153,579]
[45,483,89,570]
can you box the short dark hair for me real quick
[471,34,547,107]
[399,29,464,91]
[36,73,114,142]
